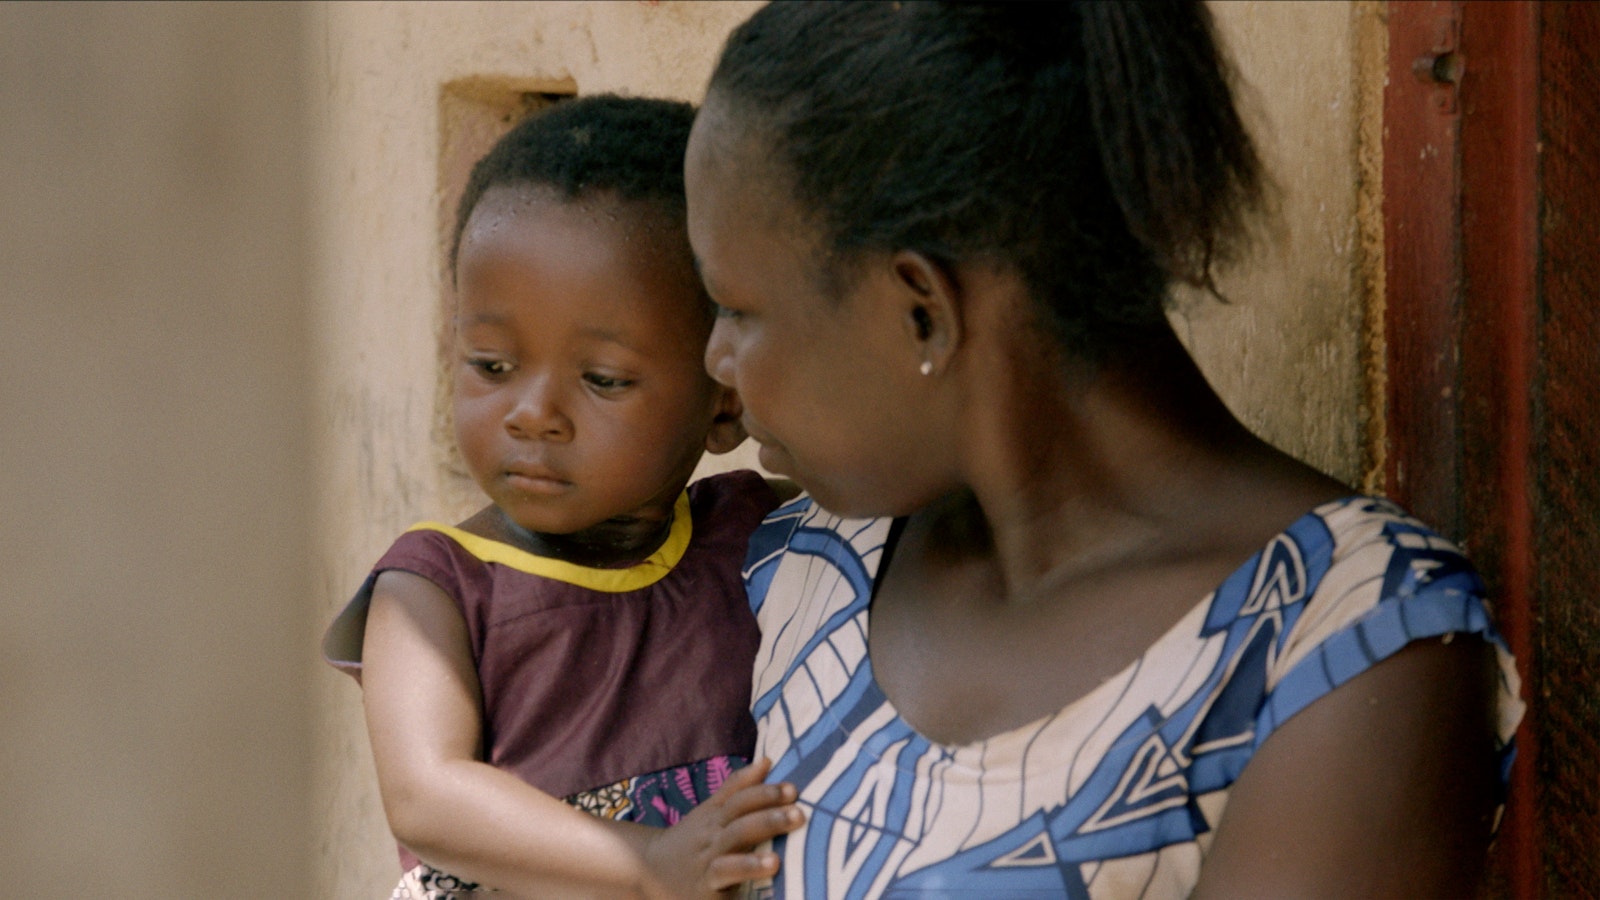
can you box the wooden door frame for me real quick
[1384,1,1600,894]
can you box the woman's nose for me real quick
[504,375,573,441]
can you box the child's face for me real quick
[452,186,725,547]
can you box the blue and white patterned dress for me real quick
[741,495,1524,899]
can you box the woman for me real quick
[684,2,1522,897]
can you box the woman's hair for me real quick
[450,93,697,275]
[706,1,1266,356]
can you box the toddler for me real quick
[324,94,801,899]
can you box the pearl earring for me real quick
[919,360,933,376]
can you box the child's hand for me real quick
[641,757,805,898]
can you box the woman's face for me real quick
[685,104,954,518]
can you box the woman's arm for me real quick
[1192,635,1502,899]
[361,569,801,899]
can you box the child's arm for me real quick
[362,569,802,898]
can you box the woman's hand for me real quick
[640,757,806,898]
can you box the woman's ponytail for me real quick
[1080,2,1265,293]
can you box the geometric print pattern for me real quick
[564,754,742,827]
[740,495,1523,899]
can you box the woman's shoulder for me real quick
[747,494,897,560]
[742,495,898,617]
[1206,494,1477,624]
[1246,495,1517,739]
[1297,494,1482,625]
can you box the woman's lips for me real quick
[754,440,789,476]
[743,419,791,475]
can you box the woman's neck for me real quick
[932,321,1336,603]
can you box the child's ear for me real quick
[704,384,747,455]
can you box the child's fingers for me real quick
[709,757,772,803]
[718,803,806,852]
[717,779,798,824]
[705,850,782,891]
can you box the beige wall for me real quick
[1185,0,1384,488]
[308,1,1382,895]
[0,2,314,895]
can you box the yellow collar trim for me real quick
[404,491,692,593]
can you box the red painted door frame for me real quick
[1384,1,1600,895]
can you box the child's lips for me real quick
[504,465,570,494]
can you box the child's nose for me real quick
[503,375,573,441]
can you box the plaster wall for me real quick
[1184,0,1384,489]
[309,2,1382,895]
[0,3,314,894]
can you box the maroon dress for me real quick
[323,470,777,892]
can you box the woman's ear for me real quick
[891,250,962,377]
[704,384,748,455]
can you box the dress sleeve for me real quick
[1257,501,1525,787]
[319,529,472,683]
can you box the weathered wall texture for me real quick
[310,2,1378,895]
[1181,0,1381,488]
[0,3,314,895]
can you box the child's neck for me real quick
[462,504,678,569]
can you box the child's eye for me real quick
[711,301,744,321]
[583,372,635,392]
[467,358,513,377]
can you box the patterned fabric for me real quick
[566,753,742,826]
[740,495,1524,899]
[393,863,483,900]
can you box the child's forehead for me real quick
[467,182,679,239]
[456,186,707,334]
[461,188,689,277]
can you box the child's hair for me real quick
[449,93,698,275]
[706,1,1266,358]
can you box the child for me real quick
[323,94,802,899]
